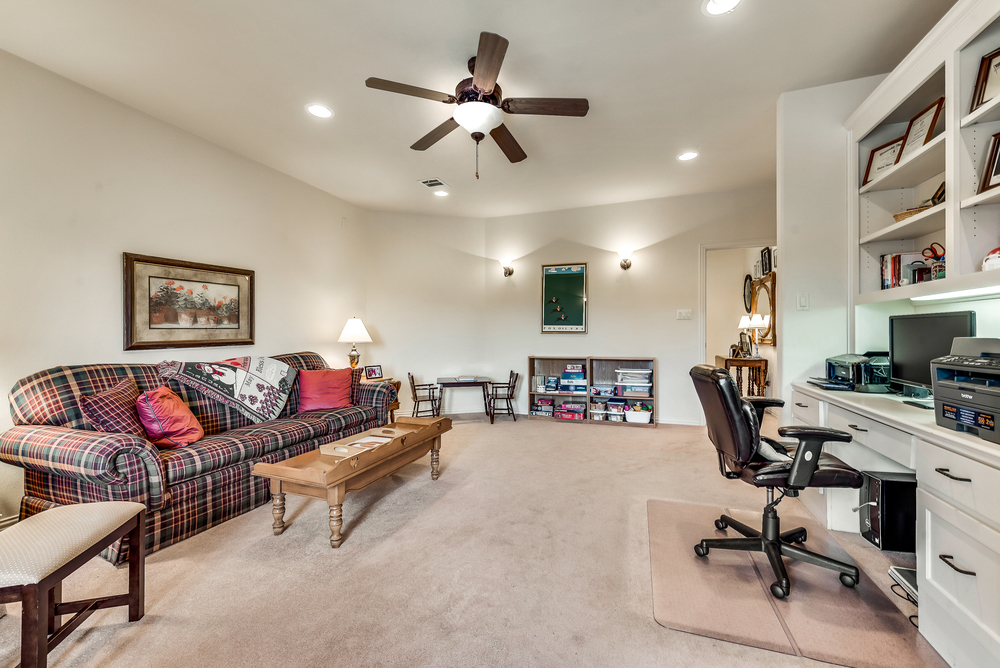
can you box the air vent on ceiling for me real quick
[419,178,447,188]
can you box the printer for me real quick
[931,338,1000,444]
[825,353,889,390]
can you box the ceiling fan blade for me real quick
[472,32,509,95]
[411,117,460,151]
[366,78,456,104]
[501,98,589,117]
[490,124,527,163]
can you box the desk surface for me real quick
[793,382,1000,469]
[437,377,491,384]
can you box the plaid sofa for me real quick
[0,352,396,564]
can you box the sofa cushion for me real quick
[79,378,146,437]
[137,386,205,448]
[297,368,353,412]
[161,415,330,484]
[297,405,377,435]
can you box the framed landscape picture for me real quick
[541,263,587,333]
[123,252,255,350]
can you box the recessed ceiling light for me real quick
[433,191,449,197]
[306,104,333,118]
[678,151,699,161]
[702,0,741,16]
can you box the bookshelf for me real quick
[527,356,656,428]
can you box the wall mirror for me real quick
[750,272,776,346]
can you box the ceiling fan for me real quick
[366,31,589,177]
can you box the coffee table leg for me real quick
[328,484,346,548]
[430,436,441,480]
[270,480,285,535]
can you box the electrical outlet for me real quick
[797,293,809,311]
[677,309,692,320]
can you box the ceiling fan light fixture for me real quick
[306,104,333,118]
[702,0,741,16]
[453,101,503,136]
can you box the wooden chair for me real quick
[488,371,518,423]
[408,373,441,417]
[0,501,146,668]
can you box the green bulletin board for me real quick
[541,263,587,333]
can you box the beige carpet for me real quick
[0,415,941,667]
[648,500,946,667]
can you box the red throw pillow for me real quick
[297,368,354,412]
[80,378,147,438]
[136,385,204,448]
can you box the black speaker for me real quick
[858,471,916,553]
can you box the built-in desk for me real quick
[791,382,1000,667]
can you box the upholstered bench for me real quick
[0,501,146,668]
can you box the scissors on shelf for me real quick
[923,242,945,262]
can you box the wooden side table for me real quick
[715,356,768,397]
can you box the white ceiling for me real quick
[0,1,957,218]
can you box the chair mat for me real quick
[647,499,946,668]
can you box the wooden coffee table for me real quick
[251,416,452,547]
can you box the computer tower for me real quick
[859,471,916,553]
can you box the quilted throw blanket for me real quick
[158,356,298,423]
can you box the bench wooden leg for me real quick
[21,583,48,668]
[128,512,145,622]
[47,581,62,635]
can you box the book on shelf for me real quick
[560,371,585,380]
[564,364,583,371]
[545,376,558,391]
[880,251,926,289]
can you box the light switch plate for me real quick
[677,309,692,320]
[797,293,809,311]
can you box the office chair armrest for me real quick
[744,397,784,425]
[777,426,852,489]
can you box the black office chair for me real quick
[689,365,864,598]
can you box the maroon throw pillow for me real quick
[136,385,205,448]
[297,368,354,412]
[80,378,147,438]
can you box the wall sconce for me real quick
[618,250,632,270]
[499,259,514,277]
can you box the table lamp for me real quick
[338,318,372,368]
[748,313,768,358]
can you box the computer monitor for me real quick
[889,311,976,398]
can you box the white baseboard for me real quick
[657,417,703,426]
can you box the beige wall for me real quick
[0,47,778,520]
[706,247,757,362]
[0,50,369,519]
[479,189,777,424]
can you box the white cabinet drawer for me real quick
[918,440,1000,528]
[826,404,870,445]
[918,490,1000,656]
[790,390,819,426]
[866,420,914,469]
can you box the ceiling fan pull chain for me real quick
[476,141,480,179]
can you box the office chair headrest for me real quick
[689,364,760,465]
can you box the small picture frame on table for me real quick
[862,136,904,185]
[971,47,1000,114]
[364,365,383,380]
[978,132,1000,195]
[896,97,944,164]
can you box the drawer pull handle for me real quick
[795,403,808,408]
[935,468,972,483]
[939,554,976,577]
[847,424,868,432]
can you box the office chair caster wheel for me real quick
[770,582,788,599]
[839,573,857,588]
[694,543,709,557]
[714,519,728,531]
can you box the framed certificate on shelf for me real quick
[862,136,904,186]
[897,97,944,164]
[971,47,1000,113]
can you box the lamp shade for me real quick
[738,315,751,329]
[337,318,372,343]
[453,102,504,135]
[748,314,766,329]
